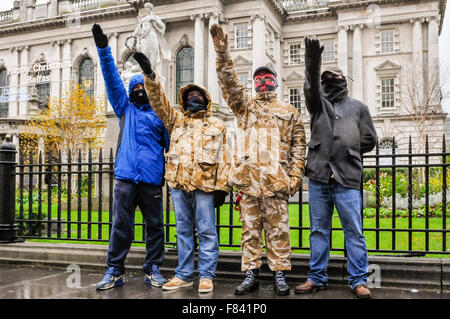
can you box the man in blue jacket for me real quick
[92,24,170,290]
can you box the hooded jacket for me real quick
[143,73,230,193]
[97,46,169,186]
[215,49,307,197]
[303,52,377,189]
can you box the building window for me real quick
[235,25,249,49]
[238,73,250,93]
[289,43,302,65]
[322,39,335,62]
[176,46,194,103]
[380,30,394,54]
[0,69,7,117]
[381,78,395,108]
[379,137,397,165]
[35,63,50,109]
[289,88,302,112]
[78,58,95,97]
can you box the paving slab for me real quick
[0,263,448,300]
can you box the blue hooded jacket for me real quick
[97,46,169,186]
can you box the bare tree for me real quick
[399,60,449,153]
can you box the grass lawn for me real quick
[20,203,450,258]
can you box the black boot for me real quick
[235,269,259,295]
[273,271,290,296]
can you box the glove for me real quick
[213,190,228,208]
[133,52,154,76]
[209,24,228,53]
[92,23,108,49]
[304,37,324,63]
[289,176,302,197]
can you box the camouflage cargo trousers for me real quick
[238,193,291,271]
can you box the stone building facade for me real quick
[0,0,447,160]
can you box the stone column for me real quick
[18,45,29,116]
[61,39,72,92]
[410,17,425,104]
[273,32,282,96]
[191,13,205,86]
[251,14,266,74]
[8,47,20,118]
[337,25,349,76]
[50,40,63,101]
[207,12,220,104]
[351,24,364,101]
[427,16,440,97]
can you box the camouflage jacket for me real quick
[144,73,230,193]
[216,50,306,197]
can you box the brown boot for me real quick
[353,284,371,299]
[294,280,326,294]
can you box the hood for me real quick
[178,84,212,118]
[128,73,144,96]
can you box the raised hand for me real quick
[210,24,228,53]
[92,24,108,49]
[132,52,154,76]
[304,37,324,59]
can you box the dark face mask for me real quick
[184,95,206,113]
[321,77,348,103]
[130,88,149,106]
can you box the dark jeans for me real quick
[107,179,164,275]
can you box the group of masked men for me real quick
[92,22,377,299]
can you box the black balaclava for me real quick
[321,75,348,103]
[130,88,149,106]
[183,88,207,113]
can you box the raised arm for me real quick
[210,24,248,117]
[133,52,179,133]
[92,24,128,118]
[303,37,324,114]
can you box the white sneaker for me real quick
[162,277,193,291]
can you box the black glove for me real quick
[133,52,154,76]
[213,191,228,208]
[92,23,108,49]
[304,37,324,63]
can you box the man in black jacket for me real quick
[295,38,377,299]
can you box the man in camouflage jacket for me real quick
[133,52,230,293]
[210,24,306,296]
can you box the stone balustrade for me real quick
[0,10,13,25]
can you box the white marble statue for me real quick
[125,2,171,86]
[121,61,140,94]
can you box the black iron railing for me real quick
[1,135,449,256]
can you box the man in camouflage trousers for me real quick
[210,24,306,296]
[133,52,231,293]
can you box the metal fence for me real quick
[1,135,449,256]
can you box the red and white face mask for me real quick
[254,73,278,93]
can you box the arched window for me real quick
[78,58,95,97]
[176,46,194,103]
[35,63,51,109]
[379,137,397,165]
[0,68,8,117]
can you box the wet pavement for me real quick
[0,263,448,300]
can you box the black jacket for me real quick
[303,56,377,190]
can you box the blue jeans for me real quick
[170,188,219,282]
[308,179,368,289]
[107,180,165,275]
